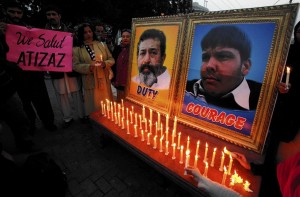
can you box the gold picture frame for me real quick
[126,15,187,114]
[173,4,299,153]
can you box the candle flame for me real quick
[186,149,190,155]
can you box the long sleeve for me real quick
[72,47,91,74]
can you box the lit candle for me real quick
[160,123,163,137]
[141,130,144,141]
[172,143,176,159]
[165,127,168,142]
[106,104,110,119]
[155,121,158,136]
[103,104,107,117]
[171,129,175,144]
[177,132,181,150]
[131,105,134,114]
[210,147,217,167]
[121,99,124,107]
[150,108,153,123]
[243,180,252,192]
[221,166,227,185]
[118,103,121,115]
[114,112,118,124]
[153,135,157,149]
[180,145,184,164]
[147,133,151,145]
[173,116,177,136]
[185,149,190,168]
[203,161,208,177]
[234,171,243,184]
[111,104,114,121]
[165,141,169,155]
[122,106,124,119]
[134,125,138,138]
[157,112,161,129]
[286,66,291,88]
[159,135,164,152]
[186,136,190,150]
[139,114,142,129]
[194,154,198,168]
[144,118,148,132]
[101,101,104,114]
[126,108,129,121]
[105,99,109,110]
[126,120,130,134]
[142,105,145,121]
[114,102,116,113]
[121,117,124,129]
[228,155,233,175]
[135,113,138,126]
[118,112,121,126]
[165,114,169,130]
[195,140,200,156]
[224,147,237,158]
[100,54,103,61]
[230,176,236,187]
[203,142,208,162]
[219,151,225,171]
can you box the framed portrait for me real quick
[126,15,187,114]
[174,4,299,153]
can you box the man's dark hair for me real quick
[137,29,166,57]
[201,25,251,62]
[43,4,62,15]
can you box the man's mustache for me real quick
[139,64,156,75]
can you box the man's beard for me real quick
[138,64,160,87]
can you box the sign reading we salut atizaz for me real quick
[6,24,73,72]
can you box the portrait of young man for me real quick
[182,23,276,135]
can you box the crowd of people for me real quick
[0,0,131,153]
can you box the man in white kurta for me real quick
[44,5,84,128]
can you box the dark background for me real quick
[0,0,194,38]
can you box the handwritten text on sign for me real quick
[6,24,73,72]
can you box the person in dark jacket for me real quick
[232,21,300,197]
[0,33,34,152]
[0,0,57,132]
[112,28,131,102]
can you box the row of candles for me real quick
[99,99,252,192]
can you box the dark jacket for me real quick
[0,36,17,103]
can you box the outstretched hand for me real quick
[278,82,290,94]
[184,166,241,197]
[231,152,251,170]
